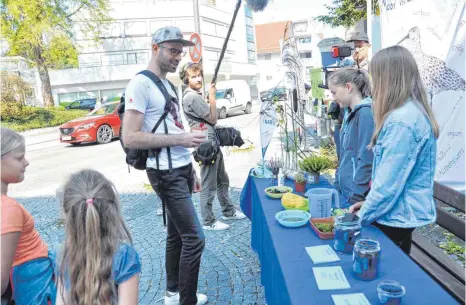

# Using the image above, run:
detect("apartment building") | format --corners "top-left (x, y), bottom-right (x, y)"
top-left (255, 19), bottom-right (345, 93)
top-left (49, 0), bottom-right (259, 105)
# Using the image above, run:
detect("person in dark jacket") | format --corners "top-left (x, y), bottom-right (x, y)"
top-left (329, 67), bottom-right (374, 208)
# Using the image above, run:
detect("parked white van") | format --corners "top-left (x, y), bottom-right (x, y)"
top-left (211, 80), bottom-right (252, 119)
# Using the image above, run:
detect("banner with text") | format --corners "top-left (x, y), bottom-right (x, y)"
top-left (379, 0), bottom-right (465, 193)
top-left (260, 101), bottom-right (278, 159)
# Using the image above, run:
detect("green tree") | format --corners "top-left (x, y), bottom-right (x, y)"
top-left (1, 0), bottom-right (110, 107)
top-left (315, 0), bottom-right (380, 28)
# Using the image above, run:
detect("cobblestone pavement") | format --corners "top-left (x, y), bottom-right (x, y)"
top-left (18, 187), bottom-right (266, 305)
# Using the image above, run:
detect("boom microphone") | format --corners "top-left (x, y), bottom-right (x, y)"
top-left (211, 0), bottom-right (270, 84)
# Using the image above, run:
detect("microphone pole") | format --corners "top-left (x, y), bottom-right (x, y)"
top-left (211, 0), bottom-right (242, 84)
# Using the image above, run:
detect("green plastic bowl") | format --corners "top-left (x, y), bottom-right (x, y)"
top-left (264, 186), bottom-right (293, 199)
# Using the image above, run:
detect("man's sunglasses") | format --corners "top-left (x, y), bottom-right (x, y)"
top-left (158, 45), bottom-right (186, 57)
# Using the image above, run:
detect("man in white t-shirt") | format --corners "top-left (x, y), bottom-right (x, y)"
top-left (122, 26), bottom-right (208, 305)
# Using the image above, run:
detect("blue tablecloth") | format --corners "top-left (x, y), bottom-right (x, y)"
top-left (240, 173), bottom-right (460, 305)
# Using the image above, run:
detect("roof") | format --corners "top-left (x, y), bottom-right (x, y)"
top-left (255, 21), bottom-right (291, 54)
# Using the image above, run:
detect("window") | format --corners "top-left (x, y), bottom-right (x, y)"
top-left (58, 92), bottom-right (79, 104)
top-left (174, 19), bottom-right (194, 32)
top-left (124, 21), bottom-right (147, 36)
top-left (99, 23), bottom-right (121, 38)
top-left (127, 52), bottom-right (148, 64)
top-left (150, 20), bottom-right (173, 35)
top-left (101, 53), bottom-right (124, 66)
top-left (266, 75), bottom-right (272, 81)
top-left (245, 5), bottom-right (252, 17)
top-left (248, 50), bottom-right (256, 63)
top-left (202, 20), bottom-right (217, 36)
top-left (89, 103), bottom-right (119, 116)
top-left (294, 22), bottom-right (308, 32)
top-left (264, 53), bottom-right (271, 60)
top-left (300, 52), bottom-right (312, 59)
top-left (245, 16), bottom-right (254, 27)
top-left (299, 37), bottom-right (312, 43)
top-left (101, 89), bottom-right (124, 102)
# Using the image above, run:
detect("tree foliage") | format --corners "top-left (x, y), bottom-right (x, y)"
top-left (315, 0), bottom-right (380, 28)
top-left (1, 0), bottom-right (110, 106)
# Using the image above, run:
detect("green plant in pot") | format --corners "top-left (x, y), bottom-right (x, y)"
top-left (299, 155), bottom-right (333, 184)
top-left (294, 172), bottom-right (306, 193)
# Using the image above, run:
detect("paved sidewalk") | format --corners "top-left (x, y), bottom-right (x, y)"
top-left (18, 186), bottom-right (266, 305)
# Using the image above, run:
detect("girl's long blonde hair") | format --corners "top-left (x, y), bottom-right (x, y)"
top-left (59, 169), bottom-right (132, 305)
top-left (369, 45), bottom-right (439, 146)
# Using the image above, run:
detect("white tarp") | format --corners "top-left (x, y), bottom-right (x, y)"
top-left (379, 0), bottom-right (465, 193)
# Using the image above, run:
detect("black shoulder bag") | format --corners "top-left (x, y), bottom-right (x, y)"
top-left (123, 70), bottom-right (174, 171)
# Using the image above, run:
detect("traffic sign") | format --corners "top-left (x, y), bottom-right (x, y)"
top-left (189, 33), bottom-right (202, 63)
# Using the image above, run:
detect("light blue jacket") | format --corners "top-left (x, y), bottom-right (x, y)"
top-left (359, 100), bottom-right (437, 228)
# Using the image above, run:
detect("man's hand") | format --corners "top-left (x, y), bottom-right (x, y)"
top-left (193, 174), bottom-right (201, 193)
top-left (180, 133), bottom-right (206, 148)
top-left (208, 84), bottom-right (217, 101)
top-left (349, 201), bottom-right (365, 214)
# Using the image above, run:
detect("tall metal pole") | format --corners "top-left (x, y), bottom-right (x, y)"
top-left (367, 0), bottom-right (373, 60)
top-left (193, 0), bottom-right (201, 33)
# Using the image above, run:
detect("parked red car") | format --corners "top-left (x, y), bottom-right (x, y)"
top-left (59, 102), bottom-right (122, 145)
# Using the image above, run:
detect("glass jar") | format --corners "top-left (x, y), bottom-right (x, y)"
top-left (333, 215), bottom-right (361, 254)
top-left (352, 238), bottom-right (381, 281)
top-left (377, 280), bottom-right (406, 305)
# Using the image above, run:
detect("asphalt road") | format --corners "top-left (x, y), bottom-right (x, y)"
top-left (9, 103), bottom-right (263, 198)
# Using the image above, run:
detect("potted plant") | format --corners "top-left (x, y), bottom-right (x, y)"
top-left (294, 172), bottom-right (306, 193)
top-left (299, 155), bottom-right (333, 184)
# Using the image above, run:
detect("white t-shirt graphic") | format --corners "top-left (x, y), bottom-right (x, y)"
top-left (125, 74), bottom-right (191, 170)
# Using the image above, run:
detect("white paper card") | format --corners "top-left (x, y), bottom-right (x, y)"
top-left (331, 293), bottom-right (371, 305)
top-left (306, 245), bottom-right (341, 264)
top-left (312, 266), bottom-right (351, 290)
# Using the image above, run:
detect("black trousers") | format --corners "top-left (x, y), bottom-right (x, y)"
top-left (147, 164), bottom-right (205, 305)
top-left (373, 222), bottom-right (415, 255)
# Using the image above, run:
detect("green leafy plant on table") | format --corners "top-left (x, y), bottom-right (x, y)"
top-left (299, 155), bottom-right (334, 184)
top-left (315, 222), bottom-right (334, 233)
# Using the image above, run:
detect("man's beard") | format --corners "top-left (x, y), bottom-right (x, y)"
top-left (158, 54), bottom-right (179, 73)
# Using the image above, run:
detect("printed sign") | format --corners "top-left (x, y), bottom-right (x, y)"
top-left (189, 33), bottom-right (202, 63)
top-left (259, 101), bottom-right (278, 159)
top-left (379, 0), bottom-right (465, 193)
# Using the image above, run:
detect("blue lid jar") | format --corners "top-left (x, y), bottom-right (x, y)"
top-left (352, 238), bottom-right (381, 281)
top-left (333, 215), bottom-right (361, 254)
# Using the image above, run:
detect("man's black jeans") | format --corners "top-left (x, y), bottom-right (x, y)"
top-left (147, 164), bottom-right (205, 305)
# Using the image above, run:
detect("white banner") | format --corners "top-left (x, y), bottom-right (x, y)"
top-left (379, 0), bottom-right (466, 193)
top-left (259, 101), bottom-right (278, 159)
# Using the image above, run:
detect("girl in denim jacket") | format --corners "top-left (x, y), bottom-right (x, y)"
top-left (56, 169), bottom-right (141, 305)
top-left (349, 46), bottom-right (439, 254)
top-left (329, 68), bottom-right (374, 208)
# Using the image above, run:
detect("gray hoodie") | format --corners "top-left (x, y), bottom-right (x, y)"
top-left (335, 97), bottom-right (374, 206)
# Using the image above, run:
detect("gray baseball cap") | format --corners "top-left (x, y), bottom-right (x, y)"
top-left (152, 26), bottom-right (195, 46)
top-left (347, 31), bottom-right (369, 43)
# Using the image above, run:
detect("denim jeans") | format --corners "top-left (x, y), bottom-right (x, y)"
top-left (147, 164), bottom-right (206, 305)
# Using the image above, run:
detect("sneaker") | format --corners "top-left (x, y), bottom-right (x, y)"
top-left (203, 220), bottom-right (230, 231)
top-left (156, 208), bottom-right (163, 216)
top-left (164, 291), bottom-right (208, 305)
top-left (222, 210), bottom-right (246, 220)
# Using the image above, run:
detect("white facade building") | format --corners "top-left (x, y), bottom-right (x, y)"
top-left (50, 0), bottom-right (259, 105)
top-left (255, 19), bottom-right (345, 93)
